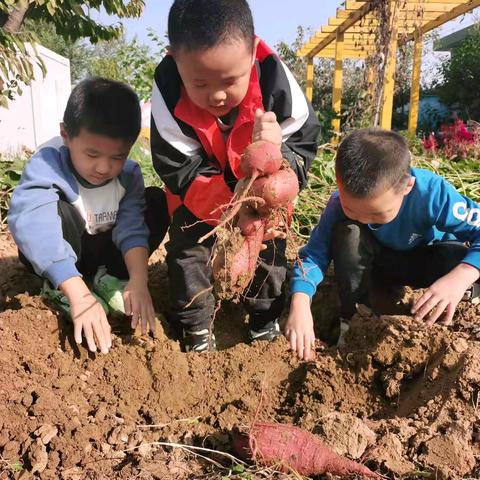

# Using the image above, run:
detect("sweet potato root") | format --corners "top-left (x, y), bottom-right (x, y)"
top-left (232, 422), bottom-right (380, 478)
top-left (212, 209), bottom-right (265, 300)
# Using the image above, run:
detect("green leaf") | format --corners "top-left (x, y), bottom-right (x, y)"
top-left (6, 170), bottom-right (22, 182)
top-left (232, 464), bottom-right (245, 474)
top-left (9, 460), bottom-right (23, 472)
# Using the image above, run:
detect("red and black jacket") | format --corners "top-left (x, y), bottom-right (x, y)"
top-left (150, 40), bottom-right (321, 225)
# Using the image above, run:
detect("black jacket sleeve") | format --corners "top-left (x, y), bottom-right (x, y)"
top-left (257, 55), bottom-right (321, 190)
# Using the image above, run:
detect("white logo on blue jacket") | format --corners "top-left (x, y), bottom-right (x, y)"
top-left (453, 202), bottom-right (480, 227)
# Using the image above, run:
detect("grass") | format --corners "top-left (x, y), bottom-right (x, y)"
top-left (292, 149), bottom-right (336, 238)
top-left (129, 136), bottom-right (163, 188)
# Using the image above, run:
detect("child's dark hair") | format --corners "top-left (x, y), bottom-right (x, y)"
top-left (336, 128), bottom-right (411, 197)
top-left (168, 0), bottom-right (255, 52)
top-left (63, 77), bottom-right (141, 143)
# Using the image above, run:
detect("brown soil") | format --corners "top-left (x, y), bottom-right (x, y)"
top-left (1, 231), bottom-right (480, 479)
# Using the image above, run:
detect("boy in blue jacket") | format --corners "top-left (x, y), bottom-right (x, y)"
top-left (287, 128), bottom-right (480, 360)
top-left (8, 78), bottom-right (169, 354)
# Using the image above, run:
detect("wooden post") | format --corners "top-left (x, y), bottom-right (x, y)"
top-left (408, 32), bottom-right (423, 135)
top-left (305, 56), bottom-right (314, 102)
top-left (367, 62), bottom-right (375, 98)
top-left (331, 31), bottom-right (344, 143)
top-left (379, 12), bottom-right (398, 130)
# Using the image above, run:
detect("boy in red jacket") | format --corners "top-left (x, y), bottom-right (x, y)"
top-left (151, 0), bottom-right (320, 352)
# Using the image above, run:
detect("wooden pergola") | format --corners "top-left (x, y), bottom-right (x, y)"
top-left (297, 0), bottom-right (480, 136)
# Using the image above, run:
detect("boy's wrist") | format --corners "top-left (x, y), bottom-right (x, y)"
top-left (59, 276), bottom-right (93, 303)
top-left (290, 292), bottom-right (311, 307)
top-left (127, 273), bottom-right (148, 286)
top-left (455, 262), bottom-right (480, 285)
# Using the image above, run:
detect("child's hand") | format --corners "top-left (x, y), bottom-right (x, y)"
top-left (285, 292), bottom-right (316, 361)
top-left (412, 263), bottom-right (479, 326)
top-left (123, 279), bottom-right (156, 335)
top-left (252, 109), bottom-right (282, 146)
top-left (71, 295), bottom-right (112, 354)
top-left (262, 218), bottom-right (286, 243)
top-left (60, 276), bottom-right (112, 354)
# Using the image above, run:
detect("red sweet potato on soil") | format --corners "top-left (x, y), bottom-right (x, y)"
top-left (232, 422), bottom-right (380, 478)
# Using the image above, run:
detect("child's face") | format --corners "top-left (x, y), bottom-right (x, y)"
top-left (60, 125), bottom-right (133, 185)
top-left (172, 38), bottom-right (259, 117)
top-left (338, 177), bottom-right (415, 225)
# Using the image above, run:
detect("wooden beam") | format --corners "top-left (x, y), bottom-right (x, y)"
top-left (299, 48), bottom-right (374, 58)
top-left (364, 0), bottom-right (473, 3)
top-left (316, 51), bottom-right (370, 59)
top-left (298, 0), bottom-right (480, 59)
top-left (408, 33), bottom-right (423, 134)
top-left (406, 0), bottom-right (480, 40)
top-left (346, 0), bottom-right (469, 11)
top-left (319, 25), bottom-right (411, 33)
top-left (379, 17), bottom-right (398, 129)
top-left (304, 1), bottom-right (374, 58)
top-left (336, 10), bottom-right (440, 19)
top-left (301, 41), bottom-right (376, 51)
top-left (331, 31), bottom-right (344, 142)
top-left (305, 56), bottom-right (314, 102)
top-left (367, 62), bottom-right (375, 100)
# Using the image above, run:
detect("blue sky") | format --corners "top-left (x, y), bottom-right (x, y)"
top-left (101, 0), bottom-right (477, 48)
top-left (94, 1), bottom-right (477, 84)
top-left (109, 0), bottom-right (340, 48)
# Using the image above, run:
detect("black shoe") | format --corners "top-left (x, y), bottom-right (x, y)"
top-left (183, 328), bottom-right (217, 352)
top-left (249, 320), bottom-right (281, 342)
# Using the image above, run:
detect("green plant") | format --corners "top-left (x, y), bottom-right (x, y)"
top-left (129, 137), bottom-right (163, 188)
top-left (0, 155), bottom-right (25, 229)
top-left (437, 23), bottom-right (480, 119)
top-left (292, 149), bottom-right (336, 238)
top-left (86, 29), bottom-right (166, 101)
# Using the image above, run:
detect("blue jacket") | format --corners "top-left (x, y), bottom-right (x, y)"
top-left (291, 168), bottom-right (480, 298)
top-left (8, 137), bottom-right (149, 288)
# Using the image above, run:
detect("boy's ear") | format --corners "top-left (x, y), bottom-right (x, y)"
top-left (59, 122), bottom-right (69, 144)
top-left (403, 176), bottom-right (416, 196)
top-left (167, 45), bottom-right (174, 57)
top-left (251, 37), bottom-right (260, 65)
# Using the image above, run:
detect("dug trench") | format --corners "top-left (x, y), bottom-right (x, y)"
top-left (0, 231), bottom-right (480, 479)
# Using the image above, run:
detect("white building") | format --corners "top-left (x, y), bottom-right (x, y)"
top-left (0, 44), bottom-right (71, 154)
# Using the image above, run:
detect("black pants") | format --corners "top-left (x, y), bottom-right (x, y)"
top-left (166, 205), bottom-right (287, 332)
top-left (331, 221), bottom-right (469, 318)
top-left (19, 186), bottom-right (170, 281)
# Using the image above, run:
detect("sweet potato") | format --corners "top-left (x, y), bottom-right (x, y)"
top-left (199, 140), bottom-right (282, 244)
top-left (209, 142), bottom-right (300, 300)
top-left (213, 208), bottom-right (265, 299)
top-left (241, 140), bottom-right (283, 178)
top-left (249, 167), bottom-right (299, 215)
top-left (232, 422), bottom-right (380, 478)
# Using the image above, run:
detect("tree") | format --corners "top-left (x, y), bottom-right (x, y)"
top-left (86, 30), bottom-right (166, 101)
top-left (437, 24), bottom-right (480, 119)
top-left (23, 18), bottom-right (90, 82)
top-left (275, 27), bottom-right (369, 141)
top-left (0, 0), bottom-right (144, 107)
